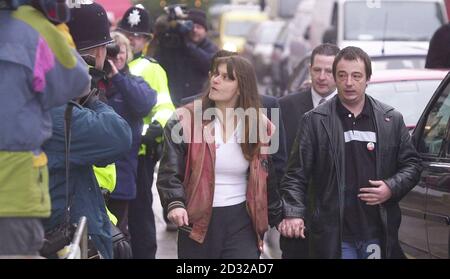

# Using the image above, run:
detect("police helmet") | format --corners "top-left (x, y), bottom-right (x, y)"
top-left (67, 2), bottom-right (113, 51)
top-left (117, 6), bottom-right (152, 37)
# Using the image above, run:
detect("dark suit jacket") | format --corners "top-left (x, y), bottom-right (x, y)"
top-left (180, 94), bottom-right (287, 189)
top-left (278, 88), bottom-right (314, 157)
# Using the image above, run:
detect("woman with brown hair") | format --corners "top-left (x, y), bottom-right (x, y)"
top-left (157, 54), bottom-right (282, 259)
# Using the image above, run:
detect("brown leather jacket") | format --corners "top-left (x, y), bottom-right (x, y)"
top-left (157, 103), bottom-right (283, 251)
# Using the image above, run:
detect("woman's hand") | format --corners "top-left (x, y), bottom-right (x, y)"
top-left (167, 207), bottom-right (189, 227)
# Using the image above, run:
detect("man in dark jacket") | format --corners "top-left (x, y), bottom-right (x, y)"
top-left (278, 46), bottom-right (422, 259)
top-left (42, 2), bottom-right (133, 259)
top-left (278, 43), bottom-right (339, 258)
top-left (279, 44), bottom-right (340, 160)
top-left (154, 8), bottom-right (218, 107)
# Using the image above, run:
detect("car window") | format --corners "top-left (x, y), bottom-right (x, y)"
top-left (258, 22), bottom-right (285, 44)
top-left (287, 56), bottom-right (311, 92)
top-left (225, 21), bottom-right (257, 37)
top-left (344, 2), bottom-right (443, 41)
top-left (368, 80), bottom-right (440, 127)
top-left (275, 23), bottom-right (289, 45)
top-left (419, 82), bottom-right (450, 155)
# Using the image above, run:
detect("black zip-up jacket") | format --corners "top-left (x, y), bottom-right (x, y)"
top-left (280, 95), bottom-right (422, 258)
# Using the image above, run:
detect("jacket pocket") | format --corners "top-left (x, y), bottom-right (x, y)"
top-left (0, 151), bottom-right (50, 217)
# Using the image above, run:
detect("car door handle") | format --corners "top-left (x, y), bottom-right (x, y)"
top-left (429, 163), bottom-right (450, 169)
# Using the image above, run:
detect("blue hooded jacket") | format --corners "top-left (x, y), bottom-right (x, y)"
top-left (43, 100), bottom-right (132, 258)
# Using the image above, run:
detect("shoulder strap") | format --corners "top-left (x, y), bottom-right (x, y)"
top-left (63, 102), bottom-right (74, 227)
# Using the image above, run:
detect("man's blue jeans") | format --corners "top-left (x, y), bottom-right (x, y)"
top-left (341, 239), bottom-right (381, 259)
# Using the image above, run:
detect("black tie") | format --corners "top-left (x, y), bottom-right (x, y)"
top-left (319, 98), bottom-right (326, 105)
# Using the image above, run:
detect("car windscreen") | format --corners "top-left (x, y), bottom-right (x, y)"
top-left (258, 22), bottom-right (285, 44)
top-left (225, 21), bottom-right (257, 37)
top-left (344, 2), bottom-right (444, 41)
top-left (367, 79), bottom-right (441, 126)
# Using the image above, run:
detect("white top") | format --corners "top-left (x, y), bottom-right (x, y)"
top-left (311, 87), bottom-right (337, 108)
top-left (212, 119), bottom-right (249, 207)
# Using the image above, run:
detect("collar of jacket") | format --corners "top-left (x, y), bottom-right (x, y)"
top-left (178, 102), bottom-right (276, 145)
top-left (312, 95), bottom-right (394, 116)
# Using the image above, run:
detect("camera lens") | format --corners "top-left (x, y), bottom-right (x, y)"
top-left (106, 43), bottom-right (120, 58)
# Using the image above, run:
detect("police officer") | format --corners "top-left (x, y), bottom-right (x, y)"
top-left (117, 5), bottom-right (175, 259)
top-left (41, 2), bottom-right (132, 259)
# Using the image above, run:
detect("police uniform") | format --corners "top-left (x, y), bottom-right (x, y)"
top-left (118, 6), bottom-right (175, 259)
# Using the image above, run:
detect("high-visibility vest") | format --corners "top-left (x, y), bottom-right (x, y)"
top-left (93, 164), bottom-right (118, 225)
top-left (128, 56), bottom-right (175, 155)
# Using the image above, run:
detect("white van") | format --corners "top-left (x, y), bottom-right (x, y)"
top-left (308, 0), bottom-right (448, 56)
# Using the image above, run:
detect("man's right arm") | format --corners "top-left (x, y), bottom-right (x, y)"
top-left (39, 49), bottom-right (90, 109)
top-left (68, 100), bottom-right (132, 166)
top-left (278, 113), bottom-right (315, 236)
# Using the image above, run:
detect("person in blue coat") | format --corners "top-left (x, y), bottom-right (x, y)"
top-left (105, 32), bottom-right (157, 240)
top-left (42, 2), bottom-right (132, 259)
top-left (43, 98), bottom-right (132, 259)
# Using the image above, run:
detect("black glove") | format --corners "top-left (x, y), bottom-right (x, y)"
top-left (142, 121), bottom-right (163, 145)
top-left (142, 121), bottom-right (164, 162)
top-left (100, 188), bottom-right (111, 203)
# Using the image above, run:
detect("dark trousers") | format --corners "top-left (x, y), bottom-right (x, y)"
top-left (128, 155), bottom-right (157, 259)
top-left (108, 199), bottom-right (130, 240)
top-left (279, 235), bottom-right (309, 259)
top-left (177, 202), bottom-right (260, 259)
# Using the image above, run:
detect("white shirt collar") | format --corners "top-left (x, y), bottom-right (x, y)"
top-left (311, 87), bottom-right (337, 108)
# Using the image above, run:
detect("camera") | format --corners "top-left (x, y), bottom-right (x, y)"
top-left (106, 42), bottom-right (120, 59)
top-left (164, 4), bottom-right (189, 21)
top-left (156, 4), bottom-right (193, 48)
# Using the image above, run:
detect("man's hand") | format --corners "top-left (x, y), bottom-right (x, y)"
top-left (277, 218), bottom-right (306, 239)
top-left (106, 59), bottom-right (119, 79)
top-left (358, 180), bottom-right (392, 205)
top-left (142, 121), bottom-right (163, 145)
top-left (167, 208), bottom-right (189, 227)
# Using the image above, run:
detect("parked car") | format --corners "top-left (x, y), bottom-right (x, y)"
top-left (242, 20), bottom-right (285, 82)
top-left (399, 70), bottom-right (450, 259)
top-left (219, 8), bottom-right (268, 53)
top-left (270, 0), bottom-right (315, 96)
top-left (367, 69), bottom-right (448, 129)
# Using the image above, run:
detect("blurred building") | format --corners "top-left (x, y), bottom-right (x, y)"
top-left (96, 0), bottom-right (132, 29)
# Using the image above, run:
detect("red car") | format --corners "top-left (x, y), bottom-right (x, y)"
top-left (367, 69), bottom-right (448, 129)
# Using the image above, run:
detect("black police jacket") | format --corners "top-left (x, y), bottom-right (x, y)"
top-left (280, 95), bottom-right (422, 258)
